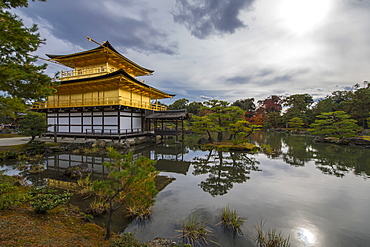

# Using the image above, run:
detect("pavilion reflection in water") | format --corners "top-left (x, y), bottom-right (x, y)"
top-left (151, 142), bottom-right (191, 175)
top-left (44, 142), bottom-right (191, 190)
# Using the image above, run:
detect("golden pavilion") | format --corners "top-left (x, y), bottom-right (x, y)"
top-left (33, 40), bottom-right (176, 139)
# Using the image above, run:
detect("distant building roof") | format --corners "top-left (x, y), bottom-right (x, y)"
top-left (146, 110), bottom-right (190, 120)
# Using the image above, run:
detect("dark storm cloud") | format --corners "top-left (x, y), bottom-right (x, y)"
top-left (226, 75), bottom-right (252, 84)
top-left (256, 69), bottom-right (274, 77)
top-left (172, 0), bottom-right (256, 39)
top-left (22, 0), bottom-right (178, 55)
top-left (258, 68), bottom-right (310, 86)
top-left (226, 68), bottom-right (309, 86)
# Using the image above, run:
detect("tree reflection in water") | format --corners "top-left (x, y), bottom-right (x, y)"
top-left (251, 132), bottom-right (370, 179)
top-left (192, 150), bottom-right (260, 196)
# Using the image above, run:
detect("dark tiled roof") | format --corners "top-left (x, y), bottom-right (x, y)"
top-left (146, 110), bottom-right (190, 120)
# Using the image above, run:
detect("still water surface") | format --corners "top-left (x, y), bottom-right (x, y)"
top-left (126, 132), bottom-right (370, 247)
top-left (1, 132), bottom-right (370, 246)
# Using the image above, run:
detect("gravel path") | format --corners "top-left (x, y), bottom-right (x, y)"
top-left (0, 137), bottom-right (32, 146)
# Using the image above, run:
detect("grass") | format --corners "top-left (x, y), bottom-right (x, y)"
top-left (219, 206), bottom-right (245, 236)
top-left (82, 146), bottom-right (100, 154)
top-left (127, 204), bottom-right (153, 219)
top-left (0, 204), bottom-right (112, 246)
top-left (77, 173), bottom-right (94, 198)
top-left (254, 220), bottom-right (291, 247)
top-left (0, 144), bottom-right (27, 153)
top-left (0, 173), bottom-right (113, 246)
top-left (0, 134), bottom-right (28, 139)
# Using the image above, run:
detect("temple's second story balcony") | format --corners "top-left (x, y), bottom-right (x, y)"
top-left (60, 66), bottom-right (115, 81)
top-left (60, 66), bottom-right (147, 83)
top-left (31, 96), bottom-right (168, 111)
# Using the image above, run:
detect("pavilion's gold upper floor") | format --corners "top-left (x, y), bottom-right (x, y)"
top-left (59, 64), bottom-right (146, 83)
top-left (47, 41), bottom-right (154, 81)
top-left (34, 41), bottom-right (174, 111)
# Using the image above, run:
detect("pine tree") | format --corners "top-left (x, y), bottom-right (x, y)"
top-left (0, 0), bottom-right (56, 101)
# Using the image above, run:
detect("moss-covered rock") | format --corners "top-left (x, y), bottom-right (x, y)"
top-left (201, 141), bottom-right (258, 152)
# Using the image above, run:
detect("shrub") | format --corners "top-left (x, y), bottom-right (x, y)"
top-left (110, 232), bottom-right (144, 247)
top-left (79, 212), bottom-right (94, 222)
top-left (29, 187), bottom-right (72, 214)
top-left (26, 140), bottom-right (47, 154)
top-left (0, 182), bottom-right (30, 210)
top-left (0, 151), bottom-right (19, 160)
top-left (0, 173), bottom-right (31, 210)
top-left (28, 164), bottom-right (45, 174)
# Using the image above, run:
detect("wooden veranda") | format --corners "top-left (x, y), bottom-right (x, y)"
top-left (146, 110), bottom-right (190, 142)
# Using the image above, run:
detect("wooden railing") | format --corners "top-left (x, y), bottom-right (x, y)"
top-left (31, 96), bottom-right (167, 111)
top-left (60, 66), bottom-right (115, 80)
top-left (60, 66), bottom-right (146, 83)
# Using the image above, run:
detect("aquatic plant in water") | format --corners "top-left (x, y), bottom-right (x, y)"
top-left (87, 197), bottom-right (109, 216)
top-left (77, 173), bottom-right (94, 198)
top-left (254, 220), bottom-right (290, 247)
top-left (219, 206), bottom-right (245, 235)
top-left (178, 213), bottom-right (212, 246)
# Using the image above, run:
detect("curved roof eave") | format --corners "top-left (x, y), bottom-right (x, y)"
top-left (58, 69), bottom-right (174, 98)
top-left (46, 41), bottom-right (154, 74)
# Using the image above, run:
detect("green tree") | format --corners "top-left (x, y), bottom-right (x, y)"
top-left (288, 117), bottom-right (304, 131)
top-left (1, 0), bottom-right (56, 101)
top-left (309, 111), bottom-right (361, 138)
top-left (229, 120), bottom-right (261, 139)
top-left (313, 90), bottom-right (350, 116)
top-left (346, 83), bottom-right (370, 128)
top-left (168, 98), bottom-right (189, 110)
top-left (18, 111), bottom-right (49, 140)
top-left (92, 148), bottom-right (158, 240)
top-left (191, 115), bottom-right (215, 141)
top-left (187, 101), bottom-right (203, 115)
top-left (202, 100), bottom-right (245, 141)
top-left (231, 98), bottom-right (255, 118)
top-left (0, 97), bottom-right (27, 123)
top-left (283, 94), bottom-right (313, 126)
top-left (264, 112), bottom-right (284, 129)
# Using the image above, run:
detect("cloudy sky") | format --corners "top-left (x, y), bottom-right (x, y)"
top-left (14, 0), bottom-right (370, 104)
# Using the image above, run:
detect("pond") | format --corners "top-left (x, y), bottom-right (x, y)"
top-left (1, 132), bottom-right (370, 246)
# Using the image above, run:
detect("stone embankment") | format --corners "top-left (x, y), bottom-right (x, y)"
top-left (313, 136), bottom-right (370, 147)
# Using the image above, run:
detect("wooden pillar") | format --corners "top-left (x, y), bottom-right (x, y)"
top-left (181, 119), bottom-right (184, 141)
top-left (175, 119), bottom-right (179, 142)
top-left (54, 125), bottom-right (57, 143)
top-left (118, 107), bottom-right (121, 142)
